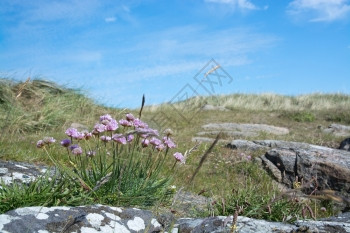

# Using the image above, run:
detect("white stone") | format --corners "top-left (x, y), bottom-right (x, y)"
top-left (38, 230), bottom-right (50, 233)
top-left (127, 216), bottom-right (145, 231)
top-left (0, 215), bottom-right (19, 232)
top-left (151, 218), bottom-right (161, 228)
top-left (109, 221), bottom-right (131, 233)
top-left (109, 207), bottom-right (122, 213)
top-left (105, 212), bottom-right (121, 221)
top-left (15, 164), bottom-right (28, 169)
top-left (15, 206), bottom-right (70, 216)
top-left (36, 213), bottom-right (49, 220)
top-left (86, 213), bottom-right (104, 229)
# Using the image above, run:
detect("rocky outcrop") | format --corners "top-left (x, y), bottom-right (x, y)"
top-left (0, 160), bottom-right (52, 186)
top-left (323, 123), bottom-right (350, 137)
top-left (259, 142), bottom-right (350, 194)
top-left (1, 205), bottom-right (350, 233)
top-left (200, 104), bottom-right (229, 111)
top-left (201, 123), bottom-right (289, 137)
top-left (193, 123), bottom-right (289, 143)
top-left (339, 137), bottom-right (350, 151)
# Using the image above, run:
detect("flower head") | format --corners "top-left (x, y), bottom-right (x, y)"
top-left (163, 128), bottom-right (173, 137)
top-left (100, 114), bottom-right (113, 123)
top-left (126, 134), bottom-right (134, 142)
top-left (72, 146), bottom-right (83, 155)
top-left (112, 134), bottom-right (127, 144)
top-left (173, 152), bottom-right (185, 164)
top-left (106, 119), bottom-right (118, 131)
top-left (60, 139), bottom-right (71, 147)
top-left (133, 118), bottom-right (148, 128)
top-left (36, 140), bottom-right (45, 148)
top-left (126, 113), bottom-right (135, 121)
top-left (69, 144), bottom-right (80, 151)
top-left (93, 123), bottom-right (106, 134)
top-left (141, 139), bottom-right (149, 147)
top-left (43, 137), bottom-right (56, 144)
top-left (86, 150), bottom-right (96, 158)
top-left (163, 137), bottom-right (176, 148)
top-left (101, 135), bottom-right (111, 142)
top-left (150, 137), bottom-right (161, 146)
top-left (83, 131), bottom-right (93, 140)
top-left (155, 143), bottom-right (165, 151)
top-left (73, 132), bottom-right (85, 140)
top-left (65, 128), bottom-right (79, 138)
top-left (119, 119), bottom-right (132, 127)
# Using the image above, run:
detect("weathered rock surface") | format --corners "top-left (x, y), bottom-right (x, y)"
top-left (260, 143), bottom-right (350, 194)
top-left (0, 205), bottom-right (163, 233)
top-left (0, 160), bottom-right (52, 186)
top-left (226, 139), bottom-right (310, 151)
top-left (199, 123), bottom-right (289, 138)
top-left (1, 205), bottom-right (350, 233)
top-left (191, 136), bottom-right (229, 144)
top-left (339, 137), bottom-right (350, 151)
top-left (323, 123), bottom-right (350, 137)
top-left (200, 104), bottom-right (229, 111)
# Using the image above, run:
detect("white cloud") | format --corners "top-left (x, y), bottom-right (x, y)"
top-left (287, 0), bottom-right (350, 22)
top-left (105, 17), bottom-right (116, 22)
top-left (205, 0), bottom-right (258, 10)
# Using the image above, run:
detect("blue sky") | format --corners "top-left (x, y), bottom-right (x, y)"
top-left (1, 0), bottom-right (349, 108)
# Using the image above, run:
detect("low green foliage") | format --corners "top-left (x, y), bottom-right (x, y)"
top-left (0, 172), bottom-right (92, 213)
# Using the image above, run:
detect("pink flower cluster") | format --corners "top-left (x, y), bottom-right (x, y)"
top-left (37, 113), bottom-right (184, 164)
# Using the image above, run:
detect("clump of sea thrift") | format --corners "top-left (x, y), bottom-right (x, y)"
top-left (36, 112), bottom-right (183, 207)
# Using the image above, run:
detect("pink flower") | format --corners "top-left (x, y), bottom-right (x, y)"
top-left (72, 147), bottom-right (83, 155)
top-left (126, 134), bottom-right (134, 142)
top-left (36, 140), bottom-right (45, 148)
top-left (150, 137), bottom-right (161, 146)
top-left (65, 128), bottom-right (78, 138)
top-left (84, 132), bottom-right (93, 140)
top-left (126, 113), bottom-right (135, 121)
top-left (119, 119), bottom-right (132, 127)
top-left (43, 137), bottom-right (56, 144)
top-left (100, 114), bottom-right (113, 123)
top-left (112, 134), bottom-right (127, 144)
top-left (73, 132), bottom-right (85, 140)
top-left (155, 144), bottom-right (165, 151)
top-left (69, 144), bottom-right (82, 155)
top-left (163, 137), bottom-right (176, 148)
top-left (94, 123), bottom-right (106, 133)
top-left (101, 135), bottom-right (111, 142)
top-left (60, 139), bottom-right (71, 147)
top-left (133, 118), bottom-right (148, 128)
top-left (106, 119), bottom-right (118, 131)
top-left (141, 139), bottom-right (149, 147)
top-left (173, 152), bottom-right (185, 164)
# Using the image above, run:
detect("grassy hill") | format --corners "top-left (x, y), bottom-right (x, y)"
top-left (1, 77), bottom-right (350, 220)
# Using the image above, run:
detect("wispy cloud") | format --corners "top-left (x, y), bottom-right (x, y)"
top-left (105, 17), bottom-right (116, 23)
top-left (205, 0), bottom-right (258, 10)
top-left (287, 0), bottom-right (350, 22)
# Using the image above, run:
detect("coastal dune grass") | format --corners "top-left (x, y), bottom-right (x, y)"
top-left (1, 77), bottom-right (349, 222)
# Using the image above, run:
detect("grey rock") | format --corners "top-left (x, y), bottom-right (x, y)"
top-left (339, 137), bottom-right (350, 151)
top-left (261, 145), bottom-right (350, 194)
top-left (201, 104), bottom-right (229, 111)
top-left (0, 205), bottom-right (163, 233)
top-left (171, 189), bottom-right (213, 217)
top-left (1, 205), bottom-right (350, 233)
top-left (226, 139), bottom-right (268, 151)
top-left (0, 168), bottom-right (8, 176)
top-left (202, 123), bottom-right (289, 136)
top-left (0, 160), bottom-right (53, 185)
top-left (191, 137), bottom-right (229, 144)
top-left (323, 123), bottom-right (350, 137)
